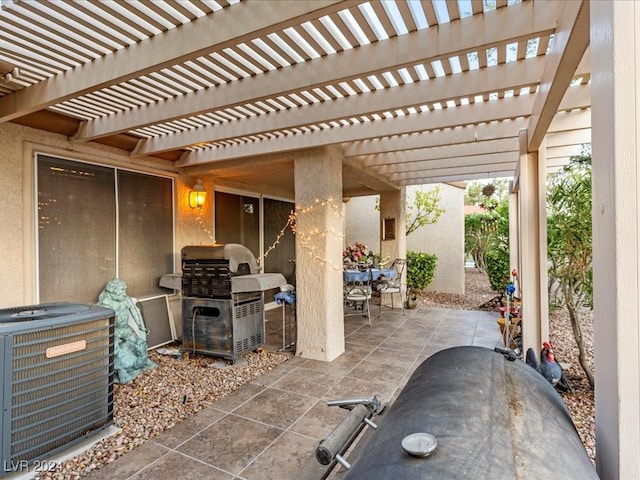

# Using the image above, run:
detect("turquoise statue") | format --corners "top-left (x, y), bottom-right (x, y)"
top-left (97, 278), bottom-right (157, 384)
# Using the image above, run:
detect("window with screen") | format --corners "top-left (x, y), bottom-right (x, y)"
top-left (214, 191), bottom-right (296, 295)
top-left (37, 155), bottom-right (173, 304)
top-left (214, 191), bottom-right (260, 258)
top-left (264, 198), bottom-right (295, 284)
top-left (118, 170), bottom-right (173, 296)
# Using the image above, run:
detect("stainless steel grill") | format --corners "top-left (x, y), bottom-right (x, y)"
top-left (180, 244), bottom-right (286, 363)
top-left (182, 294), bottom-right (263, 362)
top-left (0, 303), bottom-right (114, 475)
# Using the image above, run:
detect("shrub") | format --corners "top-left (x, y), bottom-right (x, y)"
top-left (485, 248), bottom-right (510, 294)
top-left (406, 251), bottom-right (437, 291)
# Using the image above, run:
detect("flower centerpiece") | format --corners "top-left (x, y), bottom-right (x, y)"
top-left (343, 242), bottom-right (373, 264)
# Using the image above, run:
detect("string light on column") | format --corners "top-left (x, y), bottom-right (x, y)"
top-left (194, 197), bottom-right (344, 270)
top-left (295, 197), bottom-right (344, 218)
top-left (294, 198), bottom-right (346, 271)
top-left (262, 210), bottom-right (296, 262)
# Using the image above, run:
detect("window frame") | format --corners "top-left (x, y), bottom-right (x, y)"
top-left (34, 152), bottom-right (175, 303)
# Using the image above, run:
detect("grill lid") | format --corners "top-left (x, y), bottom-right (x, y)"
top-left (181, 244), bottom-right (260, 274)
top-left (181, 244), bottom-right (225, 261)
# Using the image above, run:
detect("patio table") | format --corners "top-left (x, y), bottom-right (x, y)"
top-left (343, 268), bottom-right (394, 282)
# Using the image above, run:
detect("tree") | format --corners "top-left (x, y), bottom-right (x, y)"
top-left (547, 153), bottom-right (594, 388)
top-left (376, 187), bottom-right (445, 236)
top-left (482, 200), bottom-right (510, 294)
top-left (405, 187), bottom-right (445, 236)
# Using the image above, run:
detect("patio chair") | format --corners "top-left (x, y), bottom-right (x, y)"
top-left (377, 258), bottom-right (406, 317)
top-left (344, 265), bottom-right (373, 326)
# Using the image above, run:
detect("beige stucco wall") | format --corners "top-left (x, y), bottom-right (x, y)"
top-left (344, 183), bottom-right (465, 294)
top-left (406, 184), bottom-right (465, 294)
top-left (0, 123), bottom-right (28, 307)
top-left (343, 196), bottom-right (379, 252)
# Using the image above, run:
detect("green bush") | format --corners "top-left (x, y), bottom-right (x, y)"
top-left (406, 251), bottom-right (437, 291)
top-left (485, 248), bottom-right (510, 294)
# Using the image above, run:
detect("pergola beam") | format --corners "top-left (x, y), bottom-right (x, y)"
top-left (387, 154), bottom-right (517, 180)
top-left (526, 0), bottom-right (590, 151)
top-left (348, 108), bottom-right (590, 160)
top-left (395, 168), bottom-right (518, 185)
top-left (362, 138), bottom-right (518, 169)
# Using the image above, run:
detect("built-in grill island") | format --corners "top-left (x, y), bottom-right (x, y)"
top-left (181, 244), bottom-right (286, 363)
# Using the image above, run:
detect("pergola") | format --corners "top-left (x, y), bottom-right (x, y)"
top-left (0, 0), bottom-right (589, 189)
top-left (1, 1), bottom-right (637, 478)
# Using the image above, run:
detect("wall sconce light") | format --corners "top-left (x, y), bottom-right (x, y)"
top-left (189, 179), bottom-right (207, 209)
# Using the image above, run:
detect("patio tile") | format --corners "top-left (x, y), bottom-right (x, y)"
top-left (368, 346), bottom-right (421, 369)
top-left (273, 366), bottom-right (343, 398)
top-left (81, 306), bottom-right (503, 480)
top-left (420, 342), bottom-right (458, 359)
top-left (362, 323), bottom-right (397, 336)
top-left (176, 415), bottom-right (282, 475)
top-left (211, 383), bottom-right (266, 412)
top-left (344, 330), bottom-right (389, 347)
top-left (153, 407), bottom-right (226, 449)
top-left (373, 314), bottom-right (410, 328)
top-left (130, 451), bottom-right (234, 480)
top-left (249, 360), bottom-right (301, 387)
top-left (298, 356), bottom-right (357, 377)
top-left (232, 387), bottom-right (317, 429)
top-left (239, 431), bottom-right (318, 480)
top-left (344, 340), bottom-right (378, 356)
top-left (379, 333), bottom-right (427, 351)
top-left (323, 376), bottom-right (399, 405)
top-left (429, 332), bottom-right (474, 346)
top-left (289, 399), bottom-right (351, 440)
top-left (347, 358), bottom-right (410, 387)
top-left (85, 440), bottom-right (170, 480)
top-left (344, 321), bottom-right (365, 335)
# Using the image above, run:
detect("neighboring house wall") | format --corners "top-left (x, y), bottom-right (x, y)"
top-left (406, 184), bottom-right (465, 294)
top-left (344, 183), bottom-right (465, 294)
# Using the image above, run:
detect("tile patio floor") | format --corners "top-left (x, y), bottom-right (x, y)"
top-left (85, 304), bottom-right (502, 480)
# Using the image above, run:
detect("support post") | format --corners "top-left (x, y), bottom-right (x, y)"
top-left (591, 2), bottom-right (640, 477)
top-left (517, 130), bottom-right (548, 354)
top-left (294, 146), bottom-right (345, 362)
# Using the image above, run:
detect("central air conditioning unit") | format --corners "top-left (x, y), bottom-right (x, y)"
top-left (0, 302), bottom-right (115, 476)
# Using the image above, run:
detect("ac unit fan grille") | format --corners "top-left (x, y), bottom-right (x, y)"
top-left (8, 318), bottom-right (114, 464)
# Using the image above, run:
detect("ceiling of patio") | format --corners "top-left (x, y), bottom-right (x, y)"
top-left (0, 0), bottom-right (590, 197)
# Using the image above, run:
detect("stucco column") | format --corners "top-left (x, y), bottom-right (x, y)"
top-left (294, 146), bottom-right (345, 361)
top-left (591, 2), bottom-right (640, 478)
top-left (517, 130), bottom-right (548, 354)
top-left (379, 188), bottom-right (407, 286)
